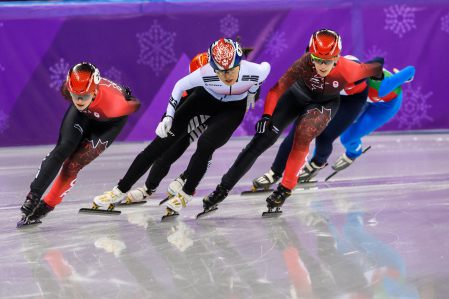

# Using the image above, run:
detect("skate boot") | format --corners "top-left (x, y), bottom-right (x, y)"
top-left (332, 153), bottom-right (354, 171)
top-left (298, 161), bottom-right (326, 183)
top-left (17, 200), bottom-right (54, 228)
top-left (93, 186), bottom-right (124, 210)
top-left (20, 191), bottom-right (41, 216)
top-left (262, 185), bottom-right (292, 217)
top-left (159, 176), bottom-right (186, 206)
top-left (162, 190), bottom-right (192, 221)
top-left (197, 184), bottom-right (229, 218)
top-left (123, 186), bottom-right (154, 205)
top-left (252, 169), bottom-right (281, 191)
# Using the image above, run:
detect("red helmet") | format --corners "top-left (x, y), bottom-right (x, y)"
top-left (208, 38), bottom-right (243, 71)
top-left (308, 29), bottom-right (342, 59)
top-left (66, 62), bottom-right (100, 95)
top-left (189, 52), bottom-right (209, 73)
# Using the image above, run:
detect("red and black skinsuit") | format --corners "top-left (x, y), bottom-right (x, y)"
top-left (27, 78), bottom-right (140, 211)
top-left (220, 52), bottom-right (383, 192)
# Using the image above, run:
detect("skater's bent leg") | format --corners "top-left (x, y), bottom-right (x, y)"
top-left (282, 105), bottom-right (334, 190)
top-left (30, 106), bottom-right (88, 197)
top-left (183, 101), bottom-right (246, 194)
top-left (313, 92), bottom-right (367, 165)
top-left (271, 123), bottom-right (296, 176)
top-left (45, 117), bottom-right (127, 207)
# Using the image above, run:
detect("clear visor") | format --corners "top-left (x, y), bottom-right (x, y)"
top-left (70, 92), bottom-right (93, 101)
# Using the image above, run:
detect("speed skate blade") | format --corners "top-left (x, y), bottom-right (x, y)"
top-left (262, 209), bottom-right (282, 218)
top-left (159, 196), bottom-right (172, 206)
top-left (117, 200), bottom-right (147, 206)
top-left (78, 208), bottom-right (121, 215)
top-left (325, 171), bottom-right (338, 182)
top-left (161, 213), bottom-right (179, 222)
top-left (241, 188), bottom-right (274, 195)
top-left (17, 219), bottom-right (42, 228)
top-left (196, 207), bottom-right (218, 219)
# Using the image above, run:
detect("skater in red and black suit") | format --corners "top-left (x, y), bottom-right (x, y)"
top-left (203, 29), bottom-right (384, 215)
top-left (18, 62), bottom-right (140, 226)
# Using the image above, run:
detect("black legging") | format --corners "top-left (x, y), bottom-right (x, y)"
top-left (271, 86), bottom-right (368, 175)
top-left (221, 85), bottom-right (340, 190)
top-left (117, 87), bottom-right (247, 195)
top-left (30, 105), bottom-right (127, 197)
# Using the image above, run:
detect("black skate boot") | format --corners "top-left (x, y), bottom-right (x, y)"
top-left (298, 161), bottom-right (326, 183)
top-left (197, 184), bottom-right (229, 219)
top-left (20, 191), bottom-right (41, 216)
top-left (262, 185), bottom-right (292, 218)
top-left (17, 200), bottom-right (54, 228)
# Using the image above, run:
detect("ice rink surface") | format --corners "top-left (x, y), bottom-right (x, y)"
top-left (1, 133), bottom-right (449, 298)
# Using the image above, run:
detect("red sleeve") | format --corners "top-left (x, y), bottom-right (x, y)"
top-left (263, 57), bottom-right (303, 116)
top-left (340, 57), bottom-right (383, 84)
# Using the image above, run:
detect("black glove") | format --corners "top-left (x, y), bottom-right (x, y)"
top-left (255, 114), bottom-right (272, 134)
top-left (124, 86), bottom-right (133, 100)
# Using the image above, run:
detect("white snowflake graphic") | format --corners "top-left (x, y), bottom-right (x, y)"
top-left (103, 66), bottom-right (122, 84)
top-left (384, 5), bottom-right (419, 38)
top-left (364, 45), bottom-right (387, 61)
top-left (441, 13), bottom-right (449, 34)
top-left (136, 21), bottom-right (177, 76)
top-left (220, 14), bottom-right (239, 37)
top-left (264, 31), bottom-right (288, 58)
top-left (49, 58), bottom-right (70, 91)
top-left (0, 109), bottom-right (9, 133)
top-left (393, 85), bottom-right (433, 129)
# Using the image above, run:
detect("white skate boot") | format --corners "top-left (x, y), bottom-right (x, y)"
top-left (159, 176), bottom-right (186, 206)
top-left (93, 186), bottom-right (125, 209)
top-left (167, 176), bottom-right (186, 197)
top-left (162, 190), bottom-right (192, 220)
top-left (124, 187), bottom-right (152, 204)
top-left (332, 153), bottom-right (354, 171)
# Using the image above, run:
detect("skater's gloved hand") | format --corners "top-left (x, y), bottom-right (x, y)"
top-left (156, 116), bottom-right (173, 138)
top-left (255, 114), bottom-right (272, 133)
top-left (246, 92), bottom-right (256, 111)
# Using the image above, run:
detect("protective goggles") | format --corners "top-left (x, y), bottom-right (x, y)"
top-left (311, 54), bottom-right (336, 66)
top-left (214, 66), bottom-right (239, 75)
top-left (70, 92), bottom-right (94, 101)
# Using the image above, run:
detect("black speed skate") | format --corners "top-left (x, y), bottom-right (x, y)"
top-left (241, 170), bottom-right (281, 195)
top-left (197, 184), bottom-right (229, 219)
top-left (20, 192), bottom-right (40, 216)
top-left (262, 185), bottom-right (291, 218)
top-left (17, 200), bottom-right (54, 228)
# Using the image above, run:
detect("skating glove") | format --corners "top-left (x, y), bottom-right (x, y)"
top-left (246, 92), bottom-right (256, 111)
top-left (256, 114), bottom-right (272, 134)
top-left (156, 116), bottom-right (173, 138)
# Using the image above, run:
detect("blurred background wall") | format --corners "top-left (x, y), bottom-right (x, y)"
top-left (0, 0), bottom-right (446, 146)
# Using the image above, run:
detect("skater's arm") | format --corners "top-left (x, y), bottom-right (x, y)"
top-left (378, 66), bottom-right (415, 97)
top-left (166, 70), bottom-right (203, 118)
top-left (263, 58), bottom-right (302, 116)
top-left (342, 57), bottom-right (384, 84)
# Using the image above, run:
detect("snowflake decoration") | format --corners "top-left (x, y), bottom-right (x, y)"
top-left (364, 45), bottom-right (387, 61)
top-left (393, 85), bottom-right (433, 129)
top-left (384, 5), bottom-right (419, 38)
top-left (103, 66), bottom-right (122, 84)
top-left (0, 109), bottom-right (10, 133)
top-left (220, 14), bottom-right (239, 37)
top-left (264, 31), bottom-right (288, 58)
top-left (136, 20), bottom-right (177, 76)
top-left (441, 13), bottom-right (449, 34)
top-left (49, 58), bottom-right (70, 91)
top-left (0, 64), bottom-right (4, 72)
